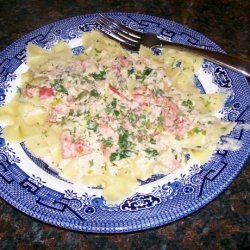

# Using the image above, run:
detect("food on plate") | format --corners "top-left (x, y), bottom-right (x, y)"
top-left (0, 31), bottom-right (236, 203)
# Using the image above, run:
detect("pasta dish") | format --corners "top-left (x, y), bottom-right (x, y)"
top-left (0, 31), bottom-right (235, 203)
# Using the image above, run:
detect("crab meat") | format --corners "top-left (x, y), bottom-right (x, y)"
top-left (61, 131), bottom-right (91, 158)
top-left (119, 56), bottom-right (130, 67)
top-left (39, 87), bottom-right (55, 99)
top-left (48, 101), bottom-right (70, 123)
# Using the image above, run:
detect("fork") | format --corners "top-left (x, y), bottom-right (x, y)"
top-left (95, 14), bottom-right (250, 77)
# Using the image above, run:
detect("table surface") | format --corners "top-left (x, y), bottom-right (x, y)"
top-left (0, 1), bottom-right (249, 249)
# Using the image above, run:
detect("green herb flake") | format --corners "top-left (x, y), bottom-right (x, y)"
top-left (145, 147), bottom-right (159, 157)
top-left (90, 70), bottom-right (106, 80)
top-left (202, 130), bottom-right (207, 135)
top-left (143, 67), bottom-right (153, 76)
top-left (50, 78), bottom-right (68, 95)
top-left (127, 67), bottom-right (135, 76)
top-left (76, 90), bottom-right (89, 100)
top-left (118, 127), bottom-right (131, 150)
top-left (110, 150), bottom-right (132, 161)
top-left (127, 112), bottom-right (136, 123)
top-left (60, 116), bottom-right (68, 126)
top-left (193, 127), bottom-right (202, 134)
top-left (87, 120), bottom-right (98, 132)
top-left (135, 67), bottom-right (153, 82)
top-left (81, 76), bottom-right (93, 84)
top-left (113, 110), bottom-right (120, 117)
top-left (90, 89), bottom-right (100, 97)
top-left (85, 114), bottom-right (91, 122)
top-left (182, 99), bottom-right (193, 110)
top-left (101, 137), bottom-right (113, 148)
top-left (89, 159), bottom-right (94, 167)
top-left (150, 138), bottom-right (156, 144)
top-left (105, 98), bottom-right (117, 114)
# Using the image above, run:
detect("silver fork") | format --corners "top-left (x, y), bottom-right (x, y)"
top-left (96, 15), bottom-right (250, 77)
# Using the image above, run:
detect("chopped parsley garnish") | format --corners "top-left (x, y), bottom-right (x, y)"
top-left (90, 70), bottom-right (106, 80)
top-left (110, 150), bottom-right (132, 161)
top-left (81, 76), bottom-right (93, 84)
top-left (101, 137), bottom-right (113, 148)
top-left (105, 98), bottom-right (117, 114)
top-left (113, 110), bottom-right (120, 117)
top-left (111, 98), bottom-right (117, 107)
top-left (127, 112), bottom-right (136, 123)
top-left (144, 147), bottom-right (159, 157)
top-left (89, 159), bottom-right (94, 167)
top-left (60, 116), bottom-right (69, 126)
top-left (50, 78), bottom-right (68, 95)
top-left (87, 120), bottom-right (98, 132)
top-left (188, 127), bottom-right (205, 136)
top-left (90, 89), bottom-right (100, 97)
top-left (143, 67), bottom-right (153, 76)
top-left (193, 127), bottom-right (202, 134)
top-left (150, 138), bottom-right (156, 144)
top-left (136, 67), bottom-right (153, 82)
top-left (85, 114), bottom-right (91, 122)
top-left (76, 90), bottom-right (89, 100)
top-left (118, 127), bottom-right (132, 150)
top-left (182, 99), bottom-right (193, 111)
top-left (127, 67), bottom-right (135, 76)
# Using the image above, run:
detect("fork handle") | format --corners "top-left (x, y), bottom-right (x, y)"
top-left (152, 43), bottom-right (250, 77)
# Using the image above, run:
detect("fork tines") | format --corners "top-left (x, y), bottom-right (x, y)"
top-left (99, 14), bottom-right (142, 38)
top-left (95, 14), bottom-right (142, 51)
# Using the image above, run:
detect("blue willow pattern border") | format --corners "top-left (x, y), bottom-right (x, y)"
top-left (0, 13), bottom-right (249, 233)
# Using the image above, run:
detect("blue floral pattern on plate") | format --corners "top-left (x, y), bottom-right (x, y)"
top-left (0, 13), bottom-right (249, 233)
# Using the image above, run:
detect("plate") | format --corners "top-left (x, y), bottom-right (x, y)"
top-left (0, 13), bottom-right (249, 233)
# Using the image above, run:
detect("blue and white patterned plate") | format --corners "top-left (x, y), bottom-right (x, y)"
top-left (0, 13), bottom-right (249, 233)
